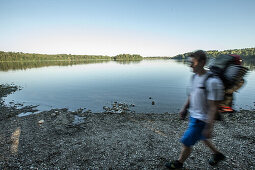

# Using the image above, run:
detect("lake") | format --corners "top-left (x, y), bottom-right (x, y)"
top-left (0, 59), bottom-right (254, 113)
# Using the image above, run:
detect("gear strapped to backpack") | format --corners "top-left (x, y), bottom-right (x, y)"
top-left (192, 54), bottom-right (248, 117)
top-left (208, 54), bottom-right (248, 90)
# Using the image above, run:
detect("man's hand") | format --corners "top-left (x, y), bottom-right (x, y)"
top-left (205, 100), bottom-right (219, 138)
top-left (179, 97), bottom-right (190, 120)
top-left (179, 108), bottom-right (188, 120)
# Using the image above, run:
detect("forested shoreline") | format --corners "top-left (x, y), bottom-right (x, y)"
top-left (1, 47), bottom-right (255, 62)
top-left (0, 51), bottom-right (143, 61)
top-left (172, 47), bottom-right (255, 60)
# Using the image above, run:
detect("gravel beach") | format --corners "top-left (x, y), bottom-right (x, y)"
top-left (0, 84), bottom-right (254, 169)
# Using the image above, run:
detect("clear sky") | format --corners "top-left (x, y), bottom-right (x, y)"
top-left (0, 0), bottom-right (255, 57)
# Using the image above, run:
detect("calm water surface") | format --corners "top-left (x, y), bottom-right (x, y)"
top-left (0, 60), bottom-right (254, 113)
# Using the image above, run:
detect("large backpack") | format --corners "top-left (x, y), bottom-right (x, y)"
top-left (207, 54), bottom-right (248, 90)
top-left (190, 54), bottom-right (248, 120)
top-left (192, 54), bottom-right (248, 115)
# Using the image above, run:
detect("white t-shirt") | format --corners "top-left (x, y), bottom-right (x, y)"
top-left (188, 72), bottom-right (224, 122)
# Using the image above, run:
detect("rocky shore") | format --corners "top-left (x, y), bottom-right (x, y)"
top-left (0, 84), bottom-right (254, 169)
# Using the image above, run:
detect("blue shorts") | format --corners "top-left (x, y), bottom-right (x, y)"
top-left (181, 117), bottom-right (207, 147)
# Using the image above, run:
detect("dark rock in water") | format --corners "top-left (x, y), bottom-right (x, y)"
top-left (103, 106), bottom-right (110, 111)
top-left (152, 101), bottom-right (155, 105)
top-left (149, 97), bottom-right (152, 99)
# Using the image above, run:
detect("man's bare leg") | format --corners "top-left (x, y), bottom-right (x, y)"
top-left (178, 144), bottom-right (192, 163)
top-left (203, 139), bottom-right (226, 165)
top-left (203, 139), bottom-right (220, 154)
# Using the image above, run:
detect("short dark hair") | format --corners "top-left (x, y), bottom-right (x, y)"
top-left (190, 50), bottom-right (207, 63)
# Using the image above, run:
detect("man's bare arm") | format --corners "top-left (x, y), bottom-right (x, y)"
top-left (179, 97), bottom-right (190, 120)
top-left (203, 100), bottom-right (219, 138)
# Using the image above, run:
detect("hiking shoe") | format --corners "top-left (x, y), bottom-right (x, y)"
top-left (209, 153), bottom-right (225, 166)
top-left (165, 160), bottom-right (183, 169)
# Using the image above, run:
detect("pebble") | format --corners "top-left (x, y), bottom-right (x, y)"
top-left (103, 102), bottom-right (135, 114)
top-left (51, 113), bottom-right (57, 117)
top-left (38, 120), bottom-right (45, 124)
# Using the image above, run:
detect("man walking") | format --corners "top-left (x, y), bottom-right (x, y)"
top-left (165, 50), bottom-right (225, 169)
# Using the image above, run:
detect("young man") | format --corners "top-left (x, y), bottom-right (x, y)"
top-left (165, 50), bottom-right (225, 169)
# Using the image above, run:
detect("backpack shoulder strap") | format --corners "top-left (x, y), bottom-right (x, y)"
top-left (203, 72), bottom-right (214, 89)
top-left (191, 73), bottom-right (212, 89)
top-left (203, 72), bottom-right (215, 98)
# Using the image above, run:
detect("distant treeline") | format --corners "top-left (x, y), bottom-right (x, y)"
top-left (144, 57), bottom-right (171, 60)
top-left (171, 47), bottom-right (255, 61)
top-left (0, 51), bottom-right (111, 61)
top-left (1, 47), bottom-right (255, 62)
top-left (112, 54), bottom-right (143, 60)
top-left (0, 51), bottom-right (143, 61)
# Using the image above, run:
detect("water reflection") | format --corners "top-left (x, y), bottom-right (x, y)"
top-left (0, 60), bottom-right (191, 113)
top-left (1, 59), bottom-right (254, 71)
top-left (115, 60), bottom-right (142, 65)
top-left (0, 60), bottom-right (112, 71)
